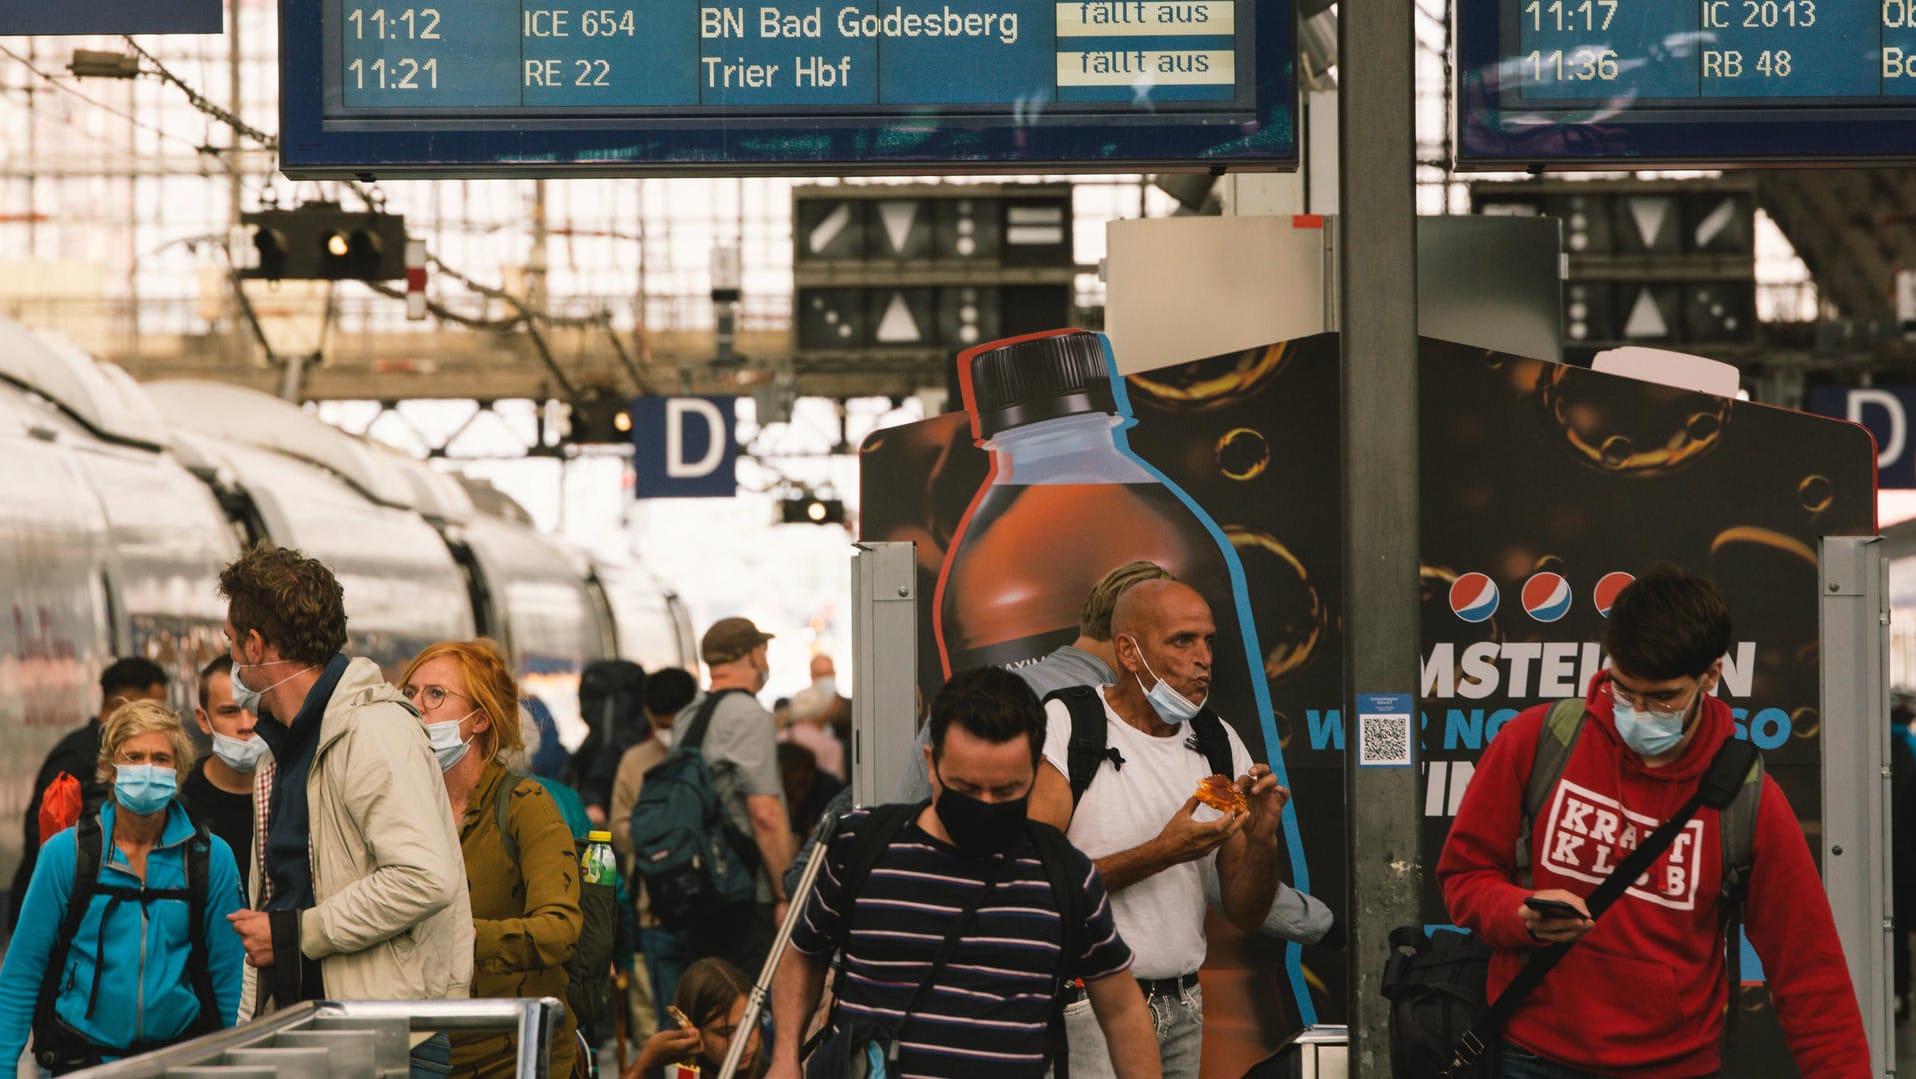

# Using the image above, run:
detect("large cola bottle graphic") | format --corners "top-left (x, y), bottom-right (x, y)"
top-left (933, 330), bottom-right (1264, 737)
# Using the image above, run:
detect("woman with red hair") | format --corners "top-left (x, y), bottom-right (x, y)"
top-left (400, 639), bottom-right (583, 1078)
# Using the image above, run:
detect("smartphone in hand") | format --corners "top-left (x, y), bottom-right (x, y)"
top-left (1524, 896), bottom-right (1586, 920)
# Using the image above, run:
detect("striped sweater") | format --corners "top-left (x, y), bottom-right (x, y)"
top-left (791, 807), bottom-right (1132, 1078)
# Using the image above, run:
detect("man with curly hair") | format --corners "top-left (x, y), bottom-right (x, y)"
top-left (217, 544), bottom-right (472, 1078)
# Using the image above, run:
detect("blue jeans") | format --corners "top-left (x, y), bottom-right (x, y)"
top-left (1061, 981), bottom-right (1203, 1079)
top-left (640, 925), bottom-right (694, 1029)
top-left (408, 1031), bottom-right (452, 1078)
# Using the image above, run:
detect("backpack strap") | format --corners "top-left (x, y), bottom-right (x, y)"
top-left (833, 802), bottom-right (918, 913)
top-left (182, 821), bottom-right (220, 1036)
top-left (1187, 709), bottom-right (1235, 780)
top-left (34, 813), bottom-right (104, 1053)
top-left (800, 802), bottom-right (918, 1061)
top-left (1516, 698), bottom-right (1589, 887)
top-left (1044, 686), bottom-right (1109, 808)
top-left (1025, 821), bottom-right (1084, 1079)
top-left (493, 770), bottom-right (527, 865)
top-left (1716, 748), bottom-right (1764, 1039)
top-left (679, 689), bottom-right (745, 753)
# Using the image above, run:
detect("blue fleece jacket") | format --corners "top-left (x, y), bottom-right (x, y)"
top-left (0, 799), bottom-right (245, 1064)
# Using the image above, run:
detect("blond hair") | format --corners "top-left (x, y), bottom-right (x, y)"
top-left (97, 699), bottom-right (196, 785)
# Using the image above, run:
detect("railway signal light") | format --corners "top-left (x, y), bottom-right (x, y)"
top-left (240, 202), bottom-right (407, 282)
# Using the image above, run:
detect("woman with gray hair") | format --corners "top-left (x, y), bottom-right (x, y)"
top-left (0, 699), bottom-right (245, 1074)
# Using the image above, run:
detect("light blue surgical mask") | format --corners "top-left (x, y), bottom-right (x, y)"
top-left (1612, 692), bottom-right (1692, 758)
top-left (425, 712), bottom-right (476, 772)
top-left (1126, 637), bottom-right (1206, 725)
top-left (114, 763), bottom-right (178, 816)
top-left (211, 731), bottom-right (268, 772)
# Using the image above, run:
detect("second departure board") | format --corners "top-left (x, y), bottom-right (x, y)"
top-left (1457, 0), bottom-right (1916, 165)
top-left (279, 0), bottom-right (1297, 176)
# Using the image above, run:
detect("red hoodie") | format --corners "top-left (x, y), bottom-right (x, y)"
top-left (1437, 671), bottom-right (1870, 1077)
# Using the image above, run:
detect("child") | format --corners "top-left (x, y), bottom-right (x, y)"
top-left (626, 958), bottom-right (762, 1078)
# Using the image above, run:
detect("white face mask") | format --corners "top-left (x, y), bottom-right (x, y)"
top-left (425, 711), bottom-right (476, 771)
top-left (813, 676), bottom-right (837, 699)
top-left (1124, 636), bottom-right (1208, 725)
top-left (230, 660), bottom-right (314, 717)
top-left (210, 731), bottom-right (268, 772)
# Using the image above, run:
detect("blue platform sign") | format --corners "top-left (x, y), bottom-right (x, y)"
top-left (1809, 384), bottom-right (1913, 488)
top-left (275, 0), bottom-right (1295, 176)
top-left (630, 395), bottom-right (739, 499)
top-left (1, 0), bottom-right (221, 35)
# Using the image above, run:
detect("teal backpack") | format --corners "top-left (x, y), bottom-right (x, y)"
top-left (628, 689), bottom-right (760, 928)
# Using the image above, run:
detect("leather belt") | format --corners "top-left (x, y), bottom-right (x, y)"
top-left (1135, 972), bottom-right (1200, 998)
top-left (1069, 971), bottom-right (1199, 1002)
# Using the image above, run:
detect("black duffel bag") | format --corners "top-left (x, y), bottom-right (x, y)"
top-left (1380, 926), bottom-right (1497, 1079)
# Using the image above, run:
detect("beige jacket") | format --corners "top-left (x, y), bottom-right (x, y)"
top-left (241, 656), bottom-right (474, 1018)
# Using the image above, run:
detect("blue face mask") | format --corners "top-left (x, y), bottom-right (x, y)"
top-left (1612, 692), bottom-right (1692, 758)
top-left (114, 763), bottom-right (178, 816)
top-left (1126, 637), bottom-right (1206, 725)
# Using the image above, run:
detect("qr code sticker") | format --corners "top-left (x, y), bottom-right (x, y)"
top-left (1359, 712), bottom-right (1413, 767)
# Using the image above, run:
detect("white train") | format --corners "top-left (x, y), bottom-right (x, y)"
top-left (0, 314), bottom-right (694, 900)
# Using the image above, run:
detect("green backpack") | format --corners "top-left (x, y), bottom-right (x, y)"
top-left (492, 775), bottom-right (619, 1042)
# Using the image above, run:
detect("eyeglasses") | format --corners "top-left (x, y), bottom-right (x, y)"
top-left (1609, 679), bottom-right (1696, 715)
top-left (401, 684), bottom-right (471, 710)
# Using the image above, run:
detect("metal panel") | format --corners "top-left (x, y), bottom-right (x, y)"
top-left (1416, 215), bottom-right (1564, 363)
top-left (1819, 535), bottom-right (1895, 1078)
top-left (851, 541), bottom-right (918, 804)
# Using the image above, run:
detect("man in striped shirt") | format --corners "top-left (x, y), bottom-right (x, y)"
top-left (768, 667), bottom-right (1160, 1079)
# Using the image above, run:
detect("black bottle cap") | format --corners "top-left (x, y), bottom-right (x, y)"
top-left (968, 332), bottom-right (1116, 439)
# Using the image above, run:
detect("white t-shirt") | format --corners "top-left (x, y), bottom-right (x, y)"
top-left (1041, 690), bottom-right (1254, 979)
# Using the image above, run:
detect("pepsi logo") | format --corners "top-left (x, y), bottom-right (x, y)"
top-left (1522, 572), bottom-right (1573, 623)
top-left (1449, 573), bottom-right (1500, 623)
top-left (1594, 571), bottom-right (1634, 617)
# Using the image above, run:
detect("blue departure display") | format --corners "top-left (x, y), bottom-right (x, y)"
top-left (279, 0), bottom-right (1294, 176)
top-left (1458, 0), bottom-right (1916, 164)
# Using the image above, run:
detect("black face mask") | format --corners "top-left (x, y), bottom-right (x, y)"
top-left (932, 774), bottom-right (1029, 858)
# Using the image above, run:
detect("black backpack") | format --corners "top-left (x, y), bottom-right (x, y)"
top-left (1045, 685), bottom-right (1235, 806)
top-left (570, 660), bottom-right (648, 807)
top-left (34, 812), bottom-right (221, 1074)
top-left (825, 802), bottom-right (1086, 1077)
top-left (491, 774), bottom-right (619, 1044)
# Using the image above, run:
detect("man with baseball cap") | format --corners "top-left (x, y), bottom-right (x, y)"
top-left (675, 616), bottom-right (792, 971)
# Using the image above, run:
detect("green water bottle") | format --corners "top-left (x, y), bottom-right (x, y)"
top-left (581, 830), bottom-right (615, 886)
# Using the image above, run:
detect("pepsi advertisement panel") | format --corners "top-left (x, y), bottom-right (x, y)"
top-left (277, 0), bottom-right (1296, 176)
top-left (861, 331), bottom-right (1876, 1074)
top-left (1457, 0), bottom-right (1916, 164)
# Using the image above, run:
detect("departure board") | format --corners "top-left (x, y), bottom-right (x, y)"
top-left (1457, 0), bottom-right (1916, 165)
top-left (277, 0), bottom-right (1296, 176)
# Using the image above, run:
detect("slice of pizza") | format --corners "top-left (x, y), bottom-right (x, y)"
top-left (1194, 773), bottom-right (1247, 815)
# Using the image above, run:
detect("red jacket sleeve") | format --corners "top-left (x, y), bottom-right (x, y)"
top-left (1436, 706), bottom-right (1546, 949)
top-left (1743, 777), bottom-right (1872, 1077)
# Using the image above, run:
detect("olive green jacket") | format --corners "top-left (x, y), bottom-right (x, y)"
top-left (450, 760), bottom-right (583, 1079)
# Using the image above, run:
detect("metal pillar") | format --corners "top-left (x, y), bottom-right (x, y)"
top-left (1818, 536), bottom-right (1894, 1077)
top-left (1338, 0), bottom-right (1422, 1072)
top-left (851, 541), bottom-right (918, 803)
